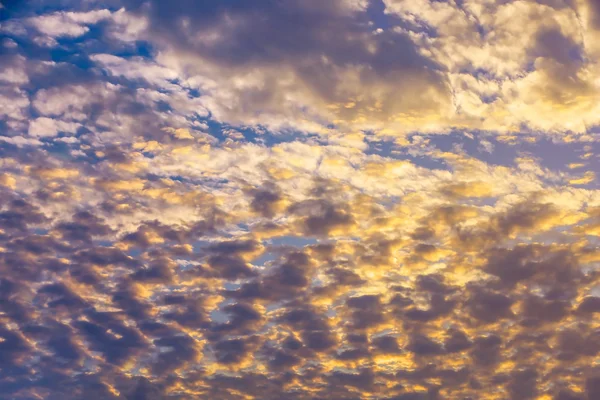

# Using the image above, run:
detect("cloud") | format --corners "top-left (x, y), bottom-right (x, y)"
top-left (116, 0), bottom-right (453, 134)
top-left (384, 0), bottom-right (600, 134)
top-left (25, 9), bottom-right (112, 38)
top-left (2, 1), bottom-right (600, 399)
top-left (28, 117), bottom-right (80, 137)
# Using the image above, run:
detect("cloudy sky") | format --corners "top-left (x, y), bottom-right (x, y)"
top-left (1, 0), bottom-right (600, 399)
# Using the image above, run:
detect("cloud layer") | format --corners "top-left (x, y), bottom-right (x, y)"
top-left (1, 0), bottom-right (600, 399)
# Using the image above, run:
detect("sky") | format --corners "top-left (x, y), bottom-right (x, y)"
top-left (1, 0), bottom-right (600, 399)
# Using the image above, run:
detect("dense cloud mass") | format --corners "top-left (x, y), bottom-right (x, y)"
top-left (1, 0), bottom-right (600, 399)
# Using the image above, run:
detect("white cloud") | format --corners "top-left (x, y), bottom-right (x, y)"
top-left (90, 53), bottom-right (179, 85)
top-left (26, 9), bottom-right (112, 38)
top-left (32, 84), bottom-right (96, 118)
top-left (0, 55), bottom-right (29, 84)
top-left (479, 139), bottom-right (494, 154)
top-left (0, 136), bottom-right (43, 147)
top-left (28, 117), bottom-right (80, 138)
top-left (0, 88), bottom-right (30, 122)
top-left (106, 8), bottom-right (148, 42)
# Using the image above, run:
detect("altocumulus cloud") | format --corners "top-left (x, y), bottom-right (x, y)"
top-left (1, 0), bottom-right (600, 399)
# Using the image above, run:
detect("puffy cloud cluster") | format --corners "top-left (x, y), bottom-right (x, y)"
top-left (0, 133), bottom-right (598, 398)
top-left (83, 0), bottom-right (600, 135)
top-left (384, 0), bottom-right (600, 135)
